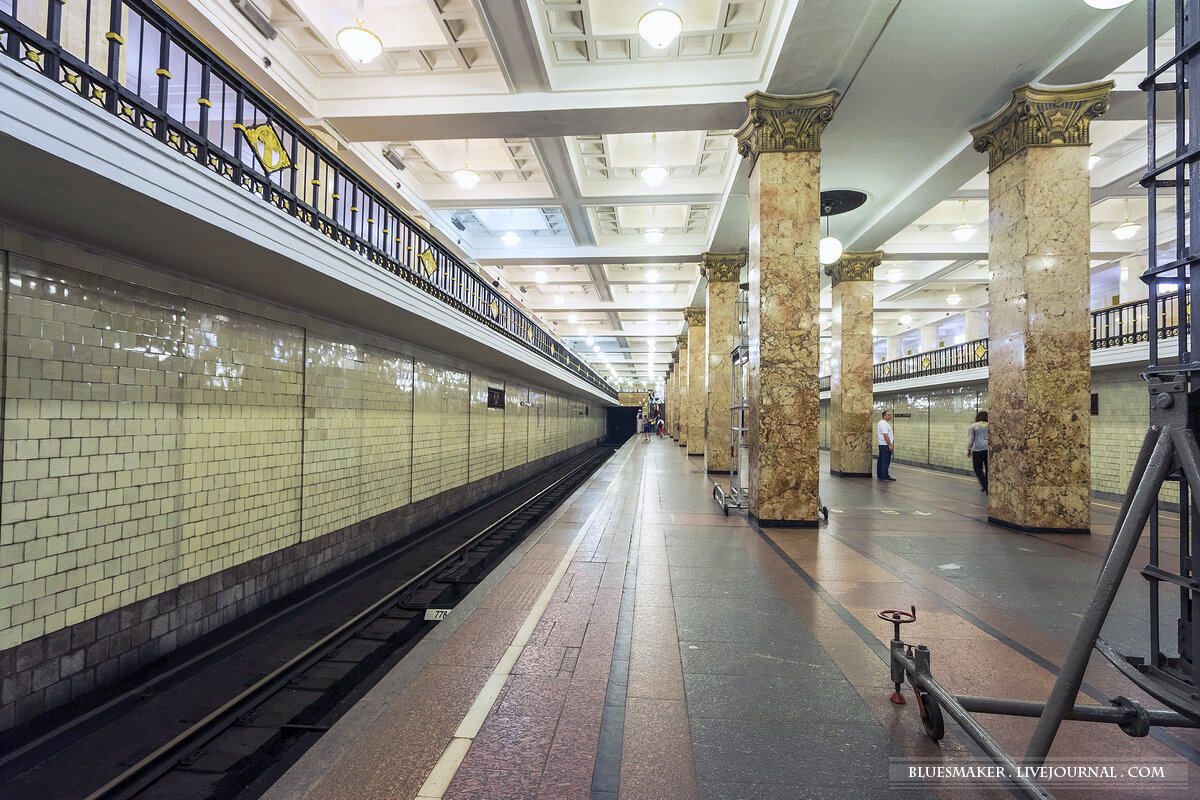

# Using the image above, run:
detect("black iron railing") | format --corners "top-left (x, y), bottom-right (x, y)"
top-left (0, 0), bottom-right (616, 398)
top-left (819, 294), bottom-right (1180, 389)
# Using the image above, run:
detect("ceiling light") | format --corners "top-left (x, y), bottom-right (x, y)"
top-left (946, 289), bottom-right (962, 306)
top-left (638, 5), bottom-right (682, 49)
top-left (1112, 217), bottom-right (1141, 240)
top-left (554, 295), bottom-right (565, 306)
top-left (337, 2), bottom-right (383, 64)
top-left (887, 268), bottom-right (903, 283)
top-left (568, 313), bottom-right (578, 324)
top-left (646, 269), bottom-right (660, 282)
top-left (452, 138), bottom-right (480, 190)
top-left (586, 336), bottom-right (595, 345)
top-left (819, 236), bottom-right (843, 265)
top-left (577, 326), bottom-right (586, 335)
top-left (1088, 153), bottom-right (1101, 170)
top-left (900, 314), bottom-right (913, 325)
top-left (641, 165), bottom-right (668, 187)
top-left (950, 200), bottom-right (975, 242)
top-left (1082, 0), bottom-right (1134, 9)
top-left (818, 200), bottom-right (842, 265)
top-left (593, 345), bottom-right (600, 352)
top-left (501, 231), bottom-right (521, 247)
top-left (641, 132), bottom-right (668, 186)
top-left (533, 271), bottom-right (548, 284)
top-left (644, 228), bottom-right (665, 244)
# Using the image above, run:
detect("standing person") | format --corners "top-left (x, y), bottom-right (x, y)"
top-left (877, 410), bottom-right (896, 481)
top-left (656, 416), bottom-right (665, 437)
top-left (640, 411), bottom-right (652, 442)
top-left (967, 410), bottom-right (989, 492)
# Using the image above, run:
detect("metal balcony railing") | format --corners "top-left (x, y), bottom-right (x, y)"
top-left (0, 0), bottom-right (616, 398)
top-left (819, 293), bottom-right (1181, 389)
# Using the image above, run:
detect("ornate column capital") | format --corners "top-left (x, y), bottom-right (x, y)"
top-left (684, 308), bottom-right (707, 327)
top-left (824, 251), bottom-right (883, 286)
top-left (735, 89), bottom-right (839, 169)
top-left (970, 81), bottom-right (1113, 171)
top-left (701, 252), bottom-right (747, 282)
top-left (676, 333), bottom-right (689, 350)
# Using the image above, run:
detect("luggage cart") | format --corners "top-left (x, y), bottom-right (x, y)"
top-left (714, 285), bottom-right (750, 514)
top-left (880, 4), bottom-right (1200, 797)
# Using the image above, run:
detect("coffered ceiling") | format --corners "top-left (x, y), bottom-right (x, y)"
top-left (165, 0), bottom-right (1159, 389)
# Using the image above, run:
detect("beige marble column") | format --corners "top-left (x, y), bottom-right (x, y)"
top-left (675, 334), bottom-right (688, 446)
top-left (703, 253), bottom-right (746, 473)
top-left (825, 251), bottom-right (881, 477)
top-left (735, 89), bottom-right (837, 526)
top-left (971, 81), bottom-right (1111, 534)
top-left (685, 309), bottom-right (707, 456)
top-left (964, 309), bottom-right (988, 341)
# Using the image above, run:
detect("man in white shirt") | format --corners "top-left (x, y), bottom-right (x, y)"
top-left (877, 410), bottom-right (896, 481)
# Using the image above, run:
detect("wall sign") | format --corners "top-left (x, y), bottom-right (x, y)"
top-left (487, 387), bottom-right (505, 408)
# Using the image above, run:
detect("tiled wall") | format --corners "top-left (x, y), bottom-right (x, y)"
top-left (0, 234), bottom-right (605, 730)
top-left (821, 368), bottom-right (1161, 500)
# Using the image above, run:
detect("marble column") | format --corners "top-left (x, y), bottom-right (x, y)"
top-left (685, 309), bottom-right (707, 456)
top-left (703, 253), bottom-right (746, 473)
top-left (964, 309), bottom-right (988, 341)
top-left (886, 335), bottom-right (903, 360)
top-left (971, 81), bottom-right (1111, 534)
top-left (735, 89), bottom-right (838, 526)
top-left (675, 334), bottom-right (688, 446)
top-left (666, 363), bottom-right (675, 438)
top-left (825, 251), bottom-right (881, 477)
top-left (1119, 255), bottom-right (1148, 304)
top-left (920, 324), bottom-right (941, 353)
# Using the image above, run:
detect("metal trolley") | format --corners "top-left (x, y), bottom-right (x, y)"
top-left (715, 285), bottom-right (751, 514)
top-left (881, 3), bottom-right (1200, 797)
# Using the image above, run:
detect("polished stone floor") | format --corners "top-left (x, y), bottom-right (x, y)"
top-left (264, 437), bottom-right (1200, 800)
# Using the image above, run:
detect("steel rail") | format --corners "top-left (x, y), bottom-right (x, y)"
top-left (75, 448), bottom-right (609, 800)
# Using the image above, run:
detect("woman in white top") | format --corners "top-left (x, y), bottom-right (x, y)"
top-left (966, 410), bottom-right (988, 492)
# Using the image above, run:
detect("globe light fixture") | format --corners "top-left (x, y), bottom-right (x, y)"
top-left (592, 345), bottom-right (600, 352)
top-left (887, 268), bottom-right (903, 283)
top-left (641, 132), bottom-right (668, 187)
top-left (818, 200), bottom-right (843, 265)
top-left (1082, 0), bottom-right (1134, 9)
top-left (501, 231), bottom-right (521, 247)
top-left (819, 236), bottom-right (843, 265)
top-left (534, 270), bottom-right (548, 284)
top-left (644, 228), bottom-right (665, 244)
top-left (900, 313), bottom-right (913, 325)
top-left (567, 313), bottom-right (578, 324)
top-left (337, 2), bottom-right (383, 64)
top-left (638, 4), bottom-right (682, 49)
top-left (452, 139), bottom-right (480, 190)
top-left (946, 289), bottom-right (962, 306)
top-left (950, 200), bottom-right (976, 242)
top-left (1088, 153), bottom-right (1101, 170)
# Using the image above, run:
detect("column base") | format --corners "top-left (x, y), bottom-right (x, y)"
top-left (688, 450), bottom-right (704, 457)
top-left (678, 443), bottom-right (686, 447)
top-left (707, 469), bottom-right (730, 475)
top-left (987, 516), bottom-right (1090, 535)
top-left (749, 513), bottom-right (819, 529)
top-left (829, 470), bottom-right (872, 478)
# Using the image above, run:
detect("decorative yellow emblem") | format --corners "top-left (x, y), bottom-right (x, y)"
top-left (974, 342), bottom-right (987, 359)
top-left (418, 249), bottom-right (438, 276)
top-left (239, 123), bottom-right (293, 172)
top-left (488, 300), bottom-right (499, 318)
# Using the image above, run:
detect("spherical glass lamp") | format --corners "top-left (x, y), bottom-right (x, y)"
top-left (818, 235), bottom-right (843, 265)
top-left (644, 228), bottom-right (665, 244)
top-left (452, 167), bottom-right (479, 190)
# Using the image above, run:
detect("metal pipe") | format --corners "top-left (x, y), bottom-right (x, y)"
top-left (1105, 426), bottom-right (1162, 563)
top-left (896, 652), bottom-right (1055, 800)
top-left (1025, 430), bottom-right (1176, 763)
top-left (954, 695), bottom-right (1198, 728)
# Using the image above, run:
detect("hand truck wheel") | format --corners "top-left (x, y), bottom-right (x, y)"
top-left (915, 688), bottom-right (944, 742)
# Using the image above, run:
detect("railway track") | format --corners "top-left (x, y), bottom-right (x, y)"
top-left (0, 446), bottom-right (613, 800)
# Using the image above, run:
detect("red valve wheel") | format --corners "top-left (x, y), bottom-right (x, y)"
top-left (877, 607), bottom-right (917, 624)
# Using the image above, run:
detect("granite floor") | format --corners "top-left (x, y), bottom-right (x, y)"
top-left (263, 437), bottom-right (1200, 800)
